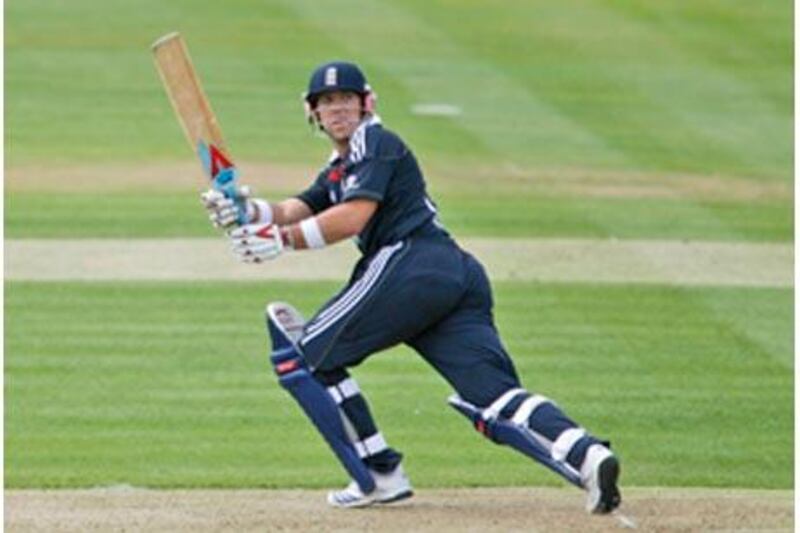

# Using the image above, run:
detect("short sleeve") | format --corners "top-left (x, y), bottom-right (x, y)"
top-left (340, 157), bottom-right (395, 203)
top-left (340, 126), bottom-right (405, 203)
top-left (296, 175), bottom-right (332, 214)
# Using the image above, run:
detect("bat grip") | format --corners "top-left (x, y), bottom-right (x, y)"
top-left (213, 167), bottom-right (249, 225)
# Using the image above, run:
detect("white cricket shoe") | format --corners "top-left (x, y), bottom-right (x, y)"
top-left (327, 464), bottom-right (414, 509)
top-left (581, 444), bottom-right (621, 514)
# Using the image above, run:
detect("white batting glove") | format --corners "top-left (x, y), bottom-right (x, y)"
top-left (229, 223), bottom-right (286, 263)
top-left (200, 186), bottom-right (253, 229)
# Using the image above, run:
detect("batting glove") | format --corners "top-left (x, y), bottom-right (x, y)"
top-left (200, 186), bottom-right (254, 229)
top-left (229, 223), bottom-right (286, 263)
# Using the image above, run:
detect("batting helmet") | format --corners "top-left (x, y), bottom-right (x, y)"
top-left (304, 61), bottom-right (375, 110)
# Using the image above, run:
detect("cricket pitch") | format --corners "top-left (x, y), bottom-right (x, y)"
top-left (5, 487), bottom-right (793, 532)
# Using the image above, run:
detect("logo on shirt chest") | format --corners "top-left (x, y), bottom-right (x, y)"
top-left (327, 166), bottom-right (344, 183)
top-left (327, 174), bottom-right (360, 204)
top-left (341, 174), bottom-right (360, 194)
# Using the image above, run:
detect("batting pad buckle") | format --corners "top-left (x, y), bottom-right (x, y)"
top-left (448, 394), bottom-right (582, 488)
top-left (266, 303), bottom-right (376, 494)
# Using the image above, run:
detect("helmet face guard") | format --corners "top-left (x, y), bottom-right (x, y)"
top-left (303, 61), bottom-right (376, 127)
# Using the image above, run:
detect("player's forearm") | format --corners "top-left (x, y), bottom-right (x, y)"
top-left (250, 198), bottom-right (313, 225)
top-left (280, 215), bottom-right (351, 250)
top-left (281, 200), bottom-right (377, 250)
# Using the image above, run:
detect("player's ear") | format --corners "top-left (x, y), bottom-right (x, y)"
top-left (363, 86), bottom-right (377, 114)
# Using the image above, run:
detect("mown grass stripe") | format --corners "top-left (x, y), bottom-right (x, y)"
top-left (283, 0), bottom-right (631, 169)
top-left (396, 0), bottom-right (791, 180)
top-left (5, 185), bottom-right (792, 241)
top-left (5, 281), bottom-right (792, 489)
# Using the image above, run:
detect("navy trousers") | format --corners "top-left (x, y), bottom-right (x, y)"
top-left (299, 234), bottom-right (520, 408)
top-left (295, 234), bottom-right (601, 476)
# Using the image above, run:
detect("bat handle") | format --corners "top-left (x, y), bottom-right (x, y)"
top-left (212, 167), bottom-right (249, 225)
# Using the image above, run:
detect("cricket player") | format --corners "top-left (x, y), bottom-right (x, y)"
top-left (201, 61), bottom-right (622, 513)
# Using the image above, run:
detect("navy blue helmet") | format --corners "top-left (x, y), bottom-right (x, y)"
top-left (305, 61), bottom-right (371, 107)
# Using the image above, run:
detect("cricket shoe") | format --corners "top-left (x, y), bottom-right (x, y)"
top-left (581, 444), bottom-right (621, 514)
top-left (327, 464), bottom-right (414, 509)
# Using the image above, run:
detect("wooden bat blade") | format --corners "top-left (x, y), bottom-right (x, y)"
top-left (152, 32), bottom-right (230, 164)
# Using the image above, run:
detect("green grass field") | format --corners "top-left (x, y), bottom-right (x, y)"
top-left (5, 0), bottom-right (792, 175)
top-left (5, 282), bottom-right (792, 489)
top-left (5, 191), bottom-right (791, 241)
top-left (5, 0), bottom-right (793, 492)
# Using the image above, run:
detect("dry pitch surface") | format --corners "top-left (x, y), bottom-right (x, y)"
top-left (5, 238), bottom-right (792, 288)
top-left (6, 163), bottom-right (792, 287)
top-left (5, 487), bottom-right (793, 532)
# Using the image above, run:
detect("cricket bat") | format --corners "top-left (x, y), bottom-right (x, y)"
top-left (151, 31), bottom-right (246, 223)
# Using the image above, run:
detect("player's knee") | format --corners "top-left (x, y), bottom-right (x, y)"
top-left (311, 366), bottom-right (349, 385)
top-left (455, 387), bottom-right (558, 443)
top-left (313, 368), bottom-right (349, 386)
top-left (502, 391), bottom-right (555, 426)
top-left (314, 368), bottom-right (354, 406)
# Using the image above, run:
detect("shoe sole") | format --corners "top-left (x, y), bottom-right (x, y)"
top-left (593, 456), bottom-right (621, 514)
top-left (329, 489), bottom-right (414, 509)
top-left (328, 496), bottom-right (377, 509)
top-left (376, 489), bottom-right (414, 505)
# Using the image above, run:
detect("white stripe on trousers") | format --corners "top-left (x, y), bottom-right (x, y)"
top-left (310, 243), bottom-right (398, 326)
top-left (301, 242), bottom-right (404, 346)
top-left (305, 242), bottom-right (400, 333)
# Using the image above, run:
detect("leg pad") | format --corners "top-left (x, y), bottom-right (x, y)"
top-left (448, 394), bottom-right (582, 487)
top-left (267, 303), bottom-right (375, 494)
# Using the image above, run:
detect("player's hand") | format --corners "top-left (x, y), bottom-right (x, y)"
top-left (200, 186), bottom-right (252, 229)
top-left (229, 223), bottom-right (285, 263)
